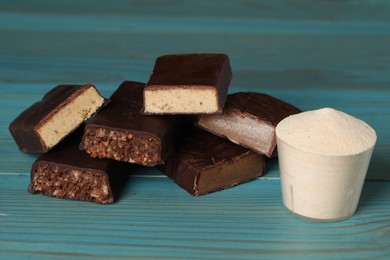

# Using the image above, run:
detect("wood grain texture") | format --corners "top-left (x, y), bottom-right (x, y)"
top-left (0, 175), bottom-right (389, 259)
top-left (0, 0), bottom-right (390, 258)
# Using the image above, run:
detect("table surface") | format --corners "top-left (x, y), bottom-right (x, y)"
top-left (1, 1), bottom-right (389, 259)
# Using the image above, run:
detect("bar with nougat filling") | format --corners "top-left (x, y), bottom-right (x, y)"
top-left (80, 81), bottom-right (192, 167)
top-left (158, 127), bottom-right (265, 196)
top-left (142, 53), bottom-right (232, 114)
top-left (9, 84), bottom-right (106, 153)
top-left (29, 126), bottom-right (130, 204)
top-left (196, 92), bottom-right (301, 157)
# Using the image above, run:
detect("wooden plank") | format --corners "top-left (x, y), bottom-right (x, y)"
top-left (1, 0), bottom-right (390, 23)
top-left (1, 31), bottom-right (389, 89)
top-left (0, 2), bottom-right (389, 89)
top-left (0, 175), bottom-right (389, 259)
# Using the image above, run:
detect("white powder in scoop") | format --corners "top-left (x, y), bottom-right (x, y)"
top-left (276, 108), bottom-right (376, 156)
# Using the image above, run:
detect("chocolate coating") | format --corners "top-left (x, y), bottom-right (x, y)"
top-left (29, 126), bottom-right (130, 204)
top-left (144, 53), bottom-right (232, 113)
top-left (227, 92), bottom-right (301, 126)
top-left (9, 84), bottom-right (106, 153)
top-left (80, 81), bottom-right (193, 166)
top-left (159, 127), bottom-right (265, 196)
top-left (196, 92), bottom-right (301, 157)
top-left (147, 53), bottom-right (232, 87)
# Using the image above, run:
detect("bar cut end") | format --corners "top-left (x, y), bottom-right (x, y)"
top-left (36, 85), bottom-right (105, 151)
top-left (143, 86), bottom-right (221, 114)
top-left (29, 162), bottom-right (113, 204)
top-left (80, 127), bottom-right (162, 166)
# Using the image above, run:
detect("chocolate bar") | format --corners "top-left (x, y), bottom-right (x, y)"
top-left (29, 126), bottom-right (130, 204)
top-left (80, 81), bottom-right (192, 167)
top-left (159, 127), bottom-right (265, 196)
top-left (196, 92), bottom-right (301, 157)
top-left (142, 53), bottom-right (232, 114)
top-left (9, 84), bottom-right (106, 153)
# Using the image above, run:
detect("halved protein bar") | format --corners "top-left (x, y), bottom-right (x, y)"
top-left (80, 81), bottom-right (192, 167)
top-left (142, 53), bottom-right (232, 114)
top-left (196, 92), bottom-right (301, 157)
top-left (158, 127), bottom-right (265, 196)
top-left (29, 126), bottom-right (130, 204)
top-left (9, 84), bottom-right (106, 153)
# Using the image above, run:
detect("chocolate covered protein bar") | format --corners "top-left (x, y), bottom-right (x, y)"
top-left (29, 126), bottom-right (130, 204)
top-left (143, 54), bottom-right (232, 114)
top-left (196, 92), bottom-right (301, 157)
top-left (159, 127), bottom-right (265, 196)
top-left (9, 84), bottom-right (106, 153)
top-left (80, 81), bottom-right (192, 166)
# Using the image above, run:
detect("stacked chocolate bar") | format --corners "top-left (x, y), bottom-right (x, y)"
top-left (9, 53), bottom-right (301, 203)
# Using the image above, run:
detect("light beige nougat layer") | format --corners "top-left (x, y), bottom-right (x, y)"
top-left (36, 86), bottom-right (105, 150)
top-left (144, 87), bottom-right (219, 114)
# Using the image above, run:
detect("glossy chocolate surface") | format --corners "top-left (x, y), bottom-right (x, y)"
top-left (147, 54), bottom-right (232, 86)
top-left (80, 81), bottom-right (193, 165)
top-left (159, 127), bottom-right (265, 196)
top-left (9, 84), bottom-right (101, 153)
top-left (227, 92), bottom-right (301, 126)
top-left (29, 126), bottom-right (130, 204)
top-left (145, 54), bottom-right (232, 112)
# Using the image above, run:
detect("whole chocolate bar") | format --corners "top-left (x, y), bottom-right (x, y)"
top-left (80, 81), bottom-right (192, 166)
top-left (29, 126), bottom-right (130, 204)
top-left (9, 84), bottom-right (107, 153)
top-left (196, 92), bottom-right (301, 157)
top-left (158, 127), bottom-right (265, 196)
top-left (142, 53), bottom-right (232, 114)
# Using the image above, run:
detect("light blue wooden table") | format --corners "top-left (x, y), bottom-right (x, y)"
top-left (1, 1), bottom-right (389, 259)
